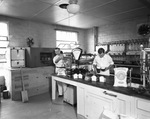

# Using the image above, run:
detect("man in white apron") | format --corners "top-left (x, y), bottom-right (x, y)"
top-left (93, 48), bottom-right (114, 75)
top-left (53, 48), bottom-right (66, 97)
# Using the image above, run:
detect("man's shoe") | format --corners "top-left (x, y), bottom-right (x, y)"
top-left (58, 95), bottom-right (63, 97)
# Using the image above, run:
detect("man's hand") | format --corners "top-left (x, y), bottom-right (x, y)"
top-left (59, 54), bottom-right (64, 60)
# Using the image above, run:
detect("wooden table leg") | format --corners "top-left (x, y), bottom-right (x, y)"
top-left (52, 77), bottom-right (56, 100)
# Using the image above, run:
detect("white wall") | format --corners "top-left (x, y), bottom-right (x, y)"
top-left (86, 17), bottom-right (150, 53)
top-left (0, 15), bottom-right (86, 50)
top-left (85, 29), bottom-right (95, 54)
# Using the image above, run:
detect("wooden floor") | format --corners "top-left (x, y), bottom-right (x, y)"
top-left (0, 93), bottom-right (77, 119)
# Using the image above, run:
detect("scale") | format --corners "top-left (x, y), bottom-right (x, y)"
top-left (72, 48), bottom-right (82, 79)
top-left (114, 67), bottom-right (128, 87)
top-left (72, 47), bottom-right (82, 68)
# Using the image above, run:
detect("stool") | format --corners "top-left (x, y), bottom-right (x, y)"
top-left (3, 90), bottom-right (10, 99)
top-left (63, 85), bottom-right (77, 105)
top-left (0, 76), bottom-right (5, 93)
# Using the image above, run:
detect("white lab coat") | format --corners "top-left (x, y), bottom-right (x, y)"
top-left (93, 54), bottom-right (114, 75)
top-left (53, 54), bottom-right (66, 95)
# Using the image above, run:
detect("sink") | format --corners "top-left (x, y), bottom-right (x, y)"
top-left (128, 85), bottom-right (146, 94)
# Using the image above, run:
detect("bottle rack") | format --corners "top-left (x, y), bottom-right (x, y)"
top-left (97, 38), bottom-right (150, 66)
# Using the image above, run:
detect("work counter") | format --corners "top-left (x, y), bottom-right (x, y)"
top-left (51, 74), bottom-right (150, 119)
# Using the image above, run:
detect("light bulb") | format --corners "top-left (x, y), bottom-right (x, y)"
top-left (67, 4), bottom-right (80, 14)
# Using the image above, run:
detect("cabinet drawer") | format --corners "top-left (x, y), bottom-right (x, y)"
top-left (12, 75), bottom-right (29, 82)
top-left (136, 99), bottom-right (150, 112)
top-left (13, 83), bottom-right (29, 91)
top-left (12, 75), bottom-right (21, 82)
top-left (11, 60), bottom-right (25, 67)
top-left (86, 85), bottom-right (118, 98)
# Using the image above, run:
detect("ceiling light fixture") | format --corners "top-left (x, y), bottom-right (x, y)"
top-left (67, 0), bottom-right (80, 14)
top-left (59, 3), bottom-right (69, 9)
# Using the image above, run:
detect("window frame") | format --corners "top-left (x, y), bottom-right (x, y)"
top-left (56, 29), bottom-right (79, 52)
top-left (0, 21), bottom-right (9, 41)
top-left (0, 21), bottom-right (9, 63)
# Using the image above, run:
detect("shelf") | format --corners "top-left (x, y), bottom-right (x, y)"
top-left (115, 64), bottom-right (140, 68)
top-left (97, 38), bottom-right (149, 68)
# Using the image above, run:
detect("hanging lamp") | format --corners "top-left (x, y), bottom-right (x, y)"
top-left (67, 0), bottom-right (80, 14)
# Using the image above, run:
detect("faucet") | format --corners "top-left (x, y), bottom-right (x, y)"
top-left (129, 68), bottom-right (133, 87)
top-left (140, 46), bottom-right (146, 87)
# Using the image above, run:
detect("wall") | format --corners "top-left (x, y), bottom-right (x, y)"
top-left (86, 17), bottom-right (150, 53)
top-left (2, 15), bottom-right (149, 56)
top-left (0, 15), bottom-right (86, 50)
top-left (98, 18), bottom-right (150, 43)
top-left (85, 29), bottom-right (95, 54)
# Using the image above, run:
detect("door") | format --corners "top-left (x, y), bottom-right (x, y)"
top-left (116, 93), bottom-right (133, 117)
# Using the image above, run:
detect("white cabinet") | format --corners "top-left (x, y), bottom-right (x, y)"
top-left (84, 86), bottom-right (117, 119)
top-left (81, 85), bottom-right (150, 119)
top-left (77, 84), bottom-right (134, 119)
top-left (134, 98), bottom-right (150, 119)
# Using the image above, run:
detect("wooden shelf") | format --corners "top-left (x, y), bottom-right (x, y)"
top-left (115, 64), bottom-right (140, 68)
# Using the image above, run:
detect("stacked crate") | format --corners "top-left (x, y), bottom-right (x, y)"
top-left (10, 67), bottom-right (53, 101)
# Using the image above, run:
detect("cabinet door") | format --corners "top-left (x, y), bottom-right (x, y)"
top-left (85, 87), bottom-right (117, 119)
top-left (116, 93), bottom-right (133, 117)
top-left (134, 98), bottom-right (150, 119)
top-left (77, 86), bottom-right (85, 119)
top-left (11, 49), bottom-right (25, 60)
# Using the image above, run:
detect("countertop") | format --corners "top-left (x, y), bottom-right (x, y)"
top-left (51, 74), bottom-right (150, 100)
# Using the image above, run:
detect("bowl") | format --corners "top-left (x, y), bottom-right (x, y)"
top-left (101, 68), bottom-right (106, 71)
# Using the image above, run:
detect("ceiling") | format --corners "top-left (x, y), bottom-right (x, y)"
top-left (0, 0), bottom-right (150, 29)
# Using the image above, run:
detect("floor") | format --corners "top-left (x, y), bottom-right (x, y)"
top-left (0, 93), bottom-right (78, 119)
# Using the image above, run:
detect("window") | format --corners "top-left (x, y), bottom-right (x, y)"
top-left (0, 22), bottom-right (9, 45)
top-left (56, 30), bottom-right (78, 52)
top-left (0, 22), bottom-right (8, 37)
top-left (0, 22), bottom-right (9, 62)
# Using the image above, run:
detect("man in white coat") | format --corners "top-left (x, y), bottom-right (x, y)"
top-left (53, 48), bottom-right (66, 97)
top-left (93, 48), bottom-right (114, 75)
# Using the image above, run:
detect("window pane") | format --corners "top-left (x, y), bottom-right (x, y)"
top-left (56, 30), bottom-right (78, 53)
top-left (56, 30), bottom-right (77, 41)
top-left (0, 22), bottom-right (8, 36)
top-left (57, 41), bottom-right (76, 48)
top-left (0, 22), bottom-right (9, 61)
